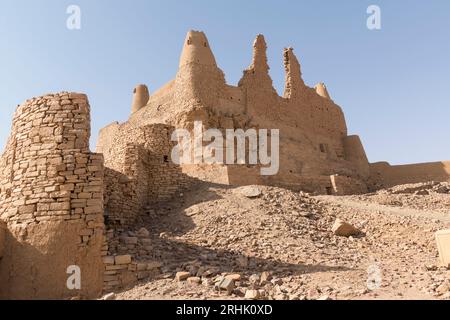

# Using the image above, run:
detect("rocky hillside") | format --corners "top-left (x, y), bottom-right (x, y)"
top-left (105, 182), bottom-right (450, 300)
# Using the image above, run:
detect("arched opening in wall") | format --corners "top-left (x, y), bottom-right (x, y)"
top-left (163, 155), bottom-right (169, 163)
top-left (320, 144), bottom-right (327, 153)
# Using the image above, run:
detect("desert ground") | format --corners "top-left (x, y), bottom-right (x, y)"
top-left (100, 182), bottom-right (450, 300)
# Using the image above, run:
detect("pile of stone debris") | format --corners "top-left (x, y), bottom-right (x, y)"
top-left (105, 183), bottom-right (450, 300)
top-left (350, 182), bottom-right (450, 212)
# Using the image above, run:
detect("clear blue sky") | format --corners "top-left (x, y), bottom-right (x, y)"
top-left (1, 0), bottom-right (449, 165)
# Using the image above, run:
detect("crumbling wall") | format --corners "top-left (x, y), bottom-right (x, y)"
top-left (369, 161), bottom-right (450, 191)
top-left (330, 175), bottom-right (368, 195)
top-left (100, 123), bottom-right (193, 226)
top-left (0, 93), bottom-right (104, 299)
top-left (102, 229), bottom-right (161, 292)
top-left (99, 30), bottom-right (373, 196)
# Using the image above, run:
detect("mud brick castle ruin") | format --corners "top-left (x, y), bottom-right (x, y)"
top-left (1, 30), bottom-right (449, 299)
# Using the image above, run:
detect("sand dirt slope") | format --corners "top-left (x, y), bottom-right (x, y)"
top-left (114, 183), bottom-right (450, 300)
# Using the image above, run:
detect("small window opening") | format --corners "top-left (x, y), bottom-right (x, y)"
top-left (163, 155), bottom-right (169, 163)
top-left (320, 144), bottom-right (327, 153)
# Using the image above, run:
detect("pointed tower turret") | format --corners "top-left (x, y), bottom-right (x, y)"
top-left (179, 30), bottom-right (217, 68)
top-left (283, 48), bottom-right (305, 100)
top-left (131, 84), bottom-right (150, 114)
top-left (239, 34), bottom-right (276, 94)
top-left (315, 82), bottom-right (331, 100)
top-left (175, 30), bottom-right (226, 109)
top-left (250, 34), bottom-right (270, 74)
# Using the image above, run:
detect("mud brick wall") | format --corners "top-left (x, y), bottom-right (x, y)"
top-left (0, 93), bottom-right (105, 299)
top-left (330, 175), bottom-right (368, 196)
top-left (368, 161), bottom-right (450, 191)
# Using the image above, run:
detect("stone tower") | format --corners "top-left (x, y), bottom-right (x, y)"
top-left (179, 30), bottom-right (217, 68)
top-left (174, 30), bottom-right (226, 112)
top-left (283, 47), bottom-right (306, 100)
top-left (0, 93), bottom-right (105, 299)
top-left (131, 84), bottom-right (150, 114)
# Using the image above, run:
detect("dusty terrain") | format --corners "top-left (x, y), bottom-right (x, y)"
top-left (110, 182), bottom-right (450, 300)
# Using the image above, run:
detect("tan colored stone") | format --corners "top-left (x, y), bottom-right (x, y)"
top-left (115, 255), bottom-right (132, 265)
top-left (102, 256), bottom-right (115, 265)
top-left (175, 271), bottom-right (190, 282)
top-left (245, 289), bottom-right (260, 300)
top-left (187, 277), bottom-right (201, 285)
top-left (332, 219), bottom-right (361, 237)
top-left (436, 229), bottom-right (450, 268)
top-left (225, 274), bottom-right (241, 281)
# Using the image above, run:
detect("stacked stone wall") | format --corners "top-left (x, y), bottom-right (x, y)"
top-left (102, 124), bottom-right (194, 226)
top-left (0, 93), bottom-right (105, 299)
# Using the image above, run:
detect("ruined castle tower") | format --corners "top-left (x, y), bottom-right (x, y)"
top-left (0, 93), bottom-right (105, 299)
top-left (131, 84), bottom-right (150, 114)
top-left (95, 29), bottom-right (375, 226)
top-left (1, 29), bottom-right (449, 298)
top-left (174, 30), bottom-right (227, 122)
top-left (283, 47), bottom-right (306, 100)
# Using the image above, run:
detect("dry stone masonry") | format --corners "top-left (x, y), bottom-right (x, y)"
top-left (0, 30), bottom-right (449, 299)
top-left (0, 93), bottom-right (104, 299)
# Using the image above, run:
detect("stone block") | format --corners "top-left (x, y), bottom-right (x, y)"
top-left (60, 184), bottom-right (75, 191)
top-left (102, 256), bottom-right (115, 265)
top-left (332, 219), bottom-right (361, 237)
top-left (175, 271), bottom-right (190, 282)
top-left (436, 229), bottom-right (450, 268)
top-left (50, 202), bottom-right (70, 211)
top-left (115, 255), bottom-right (132, 265)
top-left (217, 278), bottom-right (235, 294)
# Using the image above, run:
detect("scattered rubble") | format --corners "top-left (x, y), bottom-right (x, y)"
top-left (101, 293), bottom-right (116, 301)
top-left (175, 272), bottom-right (190, 282)
top-left (236, 186), bottom-right (262, 199)
top-left (111, 183), bottom-right (450, 300)
top-left (332, 219), bottom-right (361, 237)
